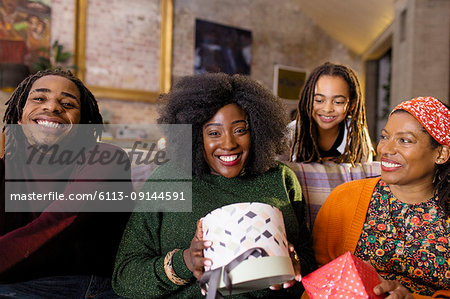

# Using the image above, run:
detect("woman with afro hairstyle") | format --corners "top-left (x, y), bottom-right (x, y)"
top-left (113, 73), bottom-right (317, 298)
top-left (289, 62), bottom-right (374, 164)
top-left (0, 69), bottom-right (132, 298)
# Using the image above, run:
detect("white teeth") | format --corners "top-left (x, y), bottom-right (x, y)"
top-left (219, 155), bottom-right (238, 162)
top-left (382, 161), bottom-right (401, 168)
top-left (321, 115), bottom-right (335, 120)
top-left (36, 120), bottom-right (61, 128)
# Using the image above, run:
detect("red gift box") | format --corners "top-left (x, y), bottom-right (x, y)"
top-left (302, 251), bottom-right (385, 298)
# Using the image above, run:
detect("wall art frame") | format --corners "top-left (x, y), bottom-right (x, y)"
top-left (74, 0), bottom-right (173, 102)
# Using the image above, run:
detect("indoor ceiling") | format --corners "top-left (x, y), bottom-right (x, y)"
top-left (297, 0), bottom-right (395, 55)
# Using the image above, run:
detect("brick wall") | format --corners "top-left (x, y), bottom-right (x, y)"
top-left (51, 0), bottom-right (160, 124)
top-left (49, 0), bottom-right (361, 124)
top-left (172, 0), bottom-right (362, 88)
top-left (84, 0), bottom-right (160, 92)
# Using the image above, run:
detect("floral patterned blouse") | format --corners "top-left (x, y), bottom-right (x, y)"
top-left (354, 180), bottom-right (450, 296)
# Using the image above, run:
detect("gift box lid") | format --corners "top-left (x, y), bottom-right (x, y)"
top-left (302, 251), bottom-right (385, 299)
top-left (214, 255), bottom-right (294, 295)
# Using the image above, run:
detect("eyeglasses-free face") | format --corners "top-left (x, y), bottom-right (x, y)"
top-left (378, 112), bottom-right (443, 195)
top-left (19, 75), bottom-right (81, 146)
top-left (202, 103), bottom-right (251, 178)
top-left (312, 75), bottom-right (350, 134)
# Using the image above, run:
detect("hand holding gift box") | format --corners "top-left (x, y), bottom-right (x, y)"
top-left (198, 202), bottom-right (298, 298)
top-left (302, 251), bottom-right (385, 299)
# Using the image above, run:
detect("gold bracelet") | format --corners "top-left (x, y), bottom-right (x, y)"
top-left (164, 249), bottom-right (191, 286)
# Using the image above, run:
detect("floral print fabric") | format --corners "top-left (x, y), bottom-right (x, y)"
top-left (354, 180), bottom-right (450, 296)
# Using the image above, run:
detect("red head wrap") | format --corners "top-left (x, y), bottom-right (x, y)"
top-left (392, 97), bottom-right (449, 146)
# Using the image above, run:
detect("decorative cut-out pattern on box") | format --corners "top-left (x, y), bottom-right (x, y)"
top-left (203, 202), bottom-right (289, 270)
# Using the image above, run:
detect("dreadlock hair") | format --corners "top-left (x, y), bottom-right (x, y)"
top-left (290, 62), bottom-right (374, 164)
top-left (2, 69), bottom-right (103, 158)
top-left (391, 108), bottom-right (450, 217)
top-left (158, 72), bottom-right (289, 177)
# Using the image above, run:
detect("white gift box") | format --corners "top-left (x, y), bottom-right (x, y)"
top-left (201, 202), bottom-right (295, 295)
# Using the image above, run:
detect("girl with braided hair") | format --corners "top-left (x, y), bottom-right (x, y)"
top-left (290, 62), bottom-right (374, 164)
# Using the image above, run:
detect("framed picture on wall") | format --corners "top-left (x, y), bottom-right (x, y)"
top-left (0, 0), bottom-right (50, 90)
top-left (194, 19), bottom-right (251, 75)
top-left (273, 64), bottom-right (307, 119)
top-left (0, 0), bottom-right (51, 68)
top-left (75, 0), bottom-right (173, 102)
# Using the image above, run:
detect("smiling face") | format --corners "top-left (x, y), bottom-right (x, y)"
top-left (312, 75), bottom-right (350, 134)
top-left (19, 75), bottom-right (81, 146)
top-left (202, 103), bottom-right (251, 178)
top-left (377, 111), bottom-right (444, 190)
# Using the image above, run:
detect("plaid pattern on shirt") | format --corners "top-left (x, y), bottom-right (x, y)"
top-left (285, 161), bottom-right (381, 229)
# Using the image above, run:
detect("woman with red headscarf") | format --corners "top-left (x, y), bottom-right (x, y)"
top-left (311, 97), bottom-right (450, 298)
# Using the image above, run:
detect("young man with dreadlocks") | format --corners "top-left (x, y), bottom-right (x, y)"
top-left (0, 69), bottom-right (132, 298)
top-left (289, 62), bottom-right (374, 164)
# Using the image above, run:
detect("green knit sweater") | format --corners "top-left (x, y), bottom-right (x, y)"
top-left (113, 163), bottom-right (316, 298)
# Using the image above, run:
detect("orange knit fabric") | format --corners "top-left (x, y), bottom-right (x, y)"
top-left (308, 177), bottom-right (450, 299)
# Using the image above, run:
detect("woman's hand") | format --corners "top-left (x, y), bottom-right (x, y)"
top-left (183, 219), bottom-right (212, 280)
top-left (269, 243), bottom-right (302, 290)
top-left (374, 278), bottom-right (414, 299)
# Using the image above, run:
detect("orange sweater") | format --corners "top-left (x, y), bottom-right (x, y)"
top-left (309, 177), bottom-right (450, 299)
